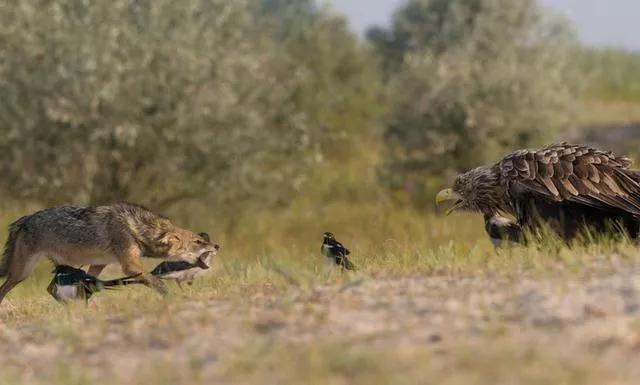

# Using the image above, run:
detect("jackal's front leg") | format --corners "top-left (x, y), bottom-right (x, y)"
top-left (118, 246), bottom-right (168, 295)
top-left (87, 264), bottom-right (106, 277)
top-left (123, 265), bottom-right (168, 296)
top-left (139, 272), bottom-right (168, 295)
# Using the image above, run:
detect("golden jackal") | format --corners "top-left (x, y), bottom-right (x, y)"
top-left (0, 203), bottom-right (219, 305)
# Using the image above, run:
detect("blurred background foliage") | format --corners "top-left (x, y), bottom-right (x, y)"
top-left (369, 0), bottom-right (579, 207)
top-left (0, 0), bottom-right (384, 220)
top-left (0, 0), bottom-right (639, 238)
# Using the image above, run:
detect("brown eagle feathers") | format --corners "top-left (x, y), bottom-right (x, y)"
top-left (500, 143), bottom-right (640, 216)
top-left (437, 142), bottom-right (640, 243)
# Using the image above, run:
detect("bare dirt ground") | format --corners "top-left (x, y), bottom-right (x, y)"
top-left (3, 255), bottom-right (640, 385)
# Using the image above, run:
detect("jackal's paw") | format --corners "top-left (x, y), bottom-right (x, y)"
top-left (149, 277), bottom-right (168, 296)
top-left (137, 274), bottom-right (168, 296)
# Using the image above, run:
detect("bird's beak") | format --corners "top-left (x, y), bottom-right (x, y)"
top-left (435, 188), bottom-right (463, 215)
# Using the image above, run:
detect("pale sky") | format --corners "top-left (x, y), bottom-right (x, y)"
top-left (326, 0), bottom-right (640, 51)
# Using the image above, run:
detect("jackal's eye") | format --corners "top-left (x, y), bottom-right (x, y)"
top-left (195, 239), bottom-right (206, 246)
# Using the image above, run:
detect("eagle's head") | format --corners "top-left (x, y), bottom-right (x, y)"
top-left (436, 165), bottom-right (506, 215)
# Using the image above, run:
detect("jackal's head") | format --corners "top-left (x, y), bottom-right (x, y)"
top-left (158, 229), bottom-right (220, 269)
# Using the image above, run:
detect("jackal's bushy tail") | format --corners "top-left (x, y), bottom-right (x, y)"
top-left (0, 216), bottom-right (28, 277)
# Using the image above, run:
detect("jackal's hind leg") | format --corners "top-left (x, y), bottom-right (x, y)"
top-left (0, 276), bottom-right (24, 306)
top-left (0, 249), bottom-right (41, 306)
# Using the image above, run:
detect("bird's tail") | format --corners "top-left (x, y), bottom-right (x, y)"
top-left (102, 274), bottom-right (145, 288)
top-left (342, 257), bottom-right (356, 271)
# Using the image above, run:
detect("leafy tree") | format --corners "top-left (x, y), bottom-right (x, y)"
top-left (0, 0), bottom-right (384, 217)
top-left (369, 0), bottom-right (578, 207)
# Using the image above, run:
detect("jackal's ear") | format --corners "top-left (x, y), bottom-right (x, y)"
top-left (158, 232), bottom-right (180, 248)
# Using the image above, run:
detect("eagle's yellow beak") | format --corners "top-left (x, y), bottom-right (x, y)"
top-left (435, 188), bottom-right (463, 215)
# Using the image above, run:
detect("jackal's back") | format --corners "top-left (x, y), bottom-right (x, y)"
top-left (0, 203), bottom-right (216, 279)
top-left (0, 203), bottom-right (167, 271)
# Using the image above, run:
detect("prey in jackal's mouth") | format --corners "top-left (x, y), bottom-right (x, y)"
top-left (151, 232), bottom-right (219, 289)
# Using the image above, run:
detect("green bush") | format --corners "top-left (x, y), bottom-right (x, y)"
top-left (0, 0), bottom-right (384, 216)
top-left (577, 48), bottom-right (640, 102)
top-left (368, 0), bottom-right (579, 208)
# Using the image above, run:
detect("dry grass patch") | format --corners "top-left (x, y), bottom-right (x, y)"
top-left (2, 208), bottom-right (640, 384)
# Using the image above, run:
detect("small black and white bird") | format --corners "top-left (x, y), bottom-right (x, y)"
top-left (484, 215), bottom-right (523, 248)
top-left (47, 265), bottom-right (144, 304)
top-left (321, 231), bottom-right (355, 270)
top-left (150, 232), bottom-right (218, 289)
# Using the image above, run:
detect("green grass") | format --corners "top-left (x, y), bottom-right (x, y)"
top-left (2, 203), bottom-right (640, 384)
top-left (1, 202), bottom-right (636, 319)
top-left (579, 48), bottom-right (640, 103)
top-left (573, 47), bottom-right (640, 128)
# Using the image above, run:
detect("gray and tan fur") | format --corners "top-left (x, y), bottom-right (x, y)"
top-left (0, 203), bottom-right (219, 305)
